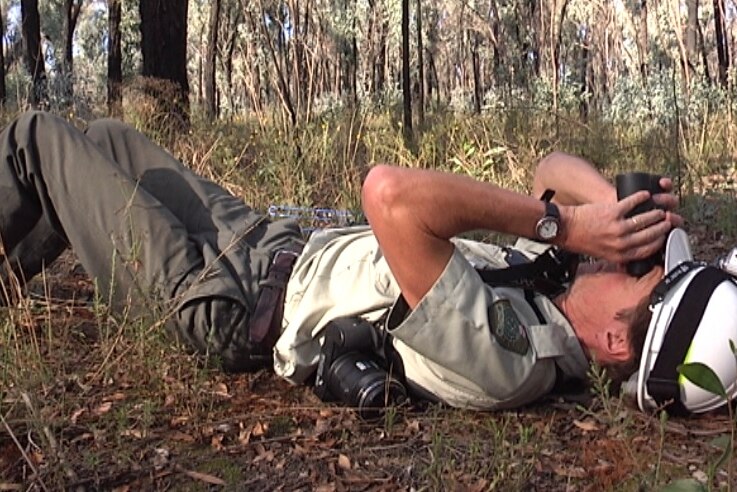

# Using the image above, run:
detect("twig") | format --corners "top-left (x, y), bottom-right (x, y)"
top-left (0, 410), bottom-right (48, 492)
top-left (20, 392), bottom-right (79, 483)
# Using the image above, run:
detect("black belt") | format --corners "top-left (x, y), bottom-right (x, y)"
top-left (249, 247), bottom-right (302, 348)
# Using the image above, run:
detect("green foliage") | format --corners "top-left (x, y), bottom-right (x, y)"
top-left (677, 362), bottom-right (727, 399)
top-left (660, 478), bottom-right (708, 492)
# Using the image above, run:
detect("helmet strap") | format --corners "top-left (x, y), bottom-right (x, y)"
top-left (647, 266), bottom-right (734, 415)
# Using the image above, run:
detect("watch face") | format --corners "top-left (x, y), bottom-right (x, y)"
top-left (537, 218), bottom-right (559, 240)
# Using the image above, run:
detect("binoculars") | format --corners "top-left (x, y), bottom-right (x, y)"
top-left (615, 172), bottom-right (665, 277)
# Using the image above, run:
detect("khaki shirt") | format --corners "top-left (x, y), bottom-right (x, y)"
top-left (273, 226), bottom-right (589, 410)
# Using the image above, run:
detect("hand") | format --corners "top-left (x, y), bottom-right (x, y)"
top-left (559, 191), bottom-right (675, 264)
top-left (652, 177), bottom-right (684, 228)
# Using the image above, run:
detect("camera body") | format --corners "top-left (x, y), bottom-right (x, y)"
top-left (615, 172), bottom-right (666, 276)
top-left (314, 317), bottom-right (407, 420)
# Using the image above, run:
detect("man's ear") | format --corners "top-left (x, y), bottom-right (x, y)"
top-left (604, 325), bottom-right (631, 362)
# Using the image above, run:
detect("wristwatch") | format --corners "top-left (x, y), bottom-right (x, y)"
top-left (535, 189), bottom-right (561, 242)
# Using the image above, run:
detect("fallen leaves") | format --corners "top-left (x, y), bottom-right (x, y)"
top-left (573, 419), bottom-right (600, 432)
top-left (337, 453), bottom-right (351, 470)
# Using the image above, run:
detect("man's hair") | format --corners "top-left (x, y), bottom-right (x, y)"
top-left (602, 294), bottom-right (653, 385)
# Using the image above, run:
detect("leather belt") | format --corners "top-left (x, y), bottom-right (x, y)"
top-left (249, 247), bottom-right (302, 348)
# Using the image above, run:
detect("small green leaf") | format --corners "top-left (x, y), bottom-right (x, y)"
top-left (707, 434), bottom-right (732, 477)
top-left (709, 434), bottom-right (731, 450)
top-left (677, 362), bottom-right (727, 398)
top-left (730, 339), bottom-right (737, 356)
top-left (660, 478), bottom-right (708, 492)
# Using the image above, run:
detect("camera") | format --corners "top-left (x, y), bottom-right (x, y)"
top-left (616, 172), bottom-right (665, 277)
top-left (314, 317), bottom-right (407, 421)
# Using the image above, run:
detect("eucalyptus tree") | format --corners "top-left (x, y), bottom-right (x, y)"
top-left (401, 0), bottom-right (410, 139)
top-left (62, 0), bottom-right (83, 104)
top-left (0, 5), bottom-right (6, 106)
top-left (20, 0), bottom-right (46, 107)
top-left (107, 0), bottom-right (122, 115)
top-left (220, 1), bottom-right (243, 115)
top-left (203, 0), bottom-right (220, 120)
top-left (140, 0), bottom-right (190, 125)
top-left (713, 0), bottom-right (728, 86)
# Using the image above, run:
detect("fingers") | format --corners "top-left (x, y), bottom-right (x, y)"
top-left (666, 211), bottom-right (685, 228)
top-left (652, 190), bottom-right (678, 211)
top-left (627, 208), bottom-right (665, 232)
top-left (658, 176), bottom-right (673, 193)
top-left (616, 211), bottom-right (672, 263)
top-left (616, 190), bottom-right (652, 216)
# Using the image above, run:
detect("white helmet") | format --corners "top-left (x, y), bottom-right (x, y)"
top-left (636, 228), bottom-right (737, 414)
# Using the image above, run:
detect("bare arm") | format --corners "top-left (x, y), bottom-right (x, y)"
top-left (362, 165), bottom-right (673, 308)
top-left (532, 151), bottom-right (682, 216)
top-left (532, 152), bottom-right (617, 205)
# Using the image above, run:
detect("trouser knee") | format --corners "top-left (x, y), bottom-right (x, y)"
top-left (171, 296), bottom-right (271, 372)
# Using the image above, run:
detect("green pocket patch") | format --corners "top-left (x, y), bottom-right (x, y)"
top-left (489, 299), bottom-right (530, 355)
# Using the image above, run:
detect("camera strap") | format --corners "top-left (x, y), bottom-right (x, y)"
top-left (475, 247), bottom-right (579, 323)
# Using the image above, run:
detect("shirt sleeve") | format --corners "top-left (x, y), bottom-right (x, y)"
top-left (385, 247), bottom-right (560, 409)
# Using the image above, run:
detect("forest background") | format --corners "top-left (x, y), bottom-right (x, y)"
top-left (2, 0), bottom-right (737, 490)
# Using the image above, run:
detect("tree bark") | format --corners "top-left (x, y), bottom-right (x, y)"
top-left (713, 0), bottom-right (729, 86)
top-left (471, 34), bottom-right (481, 114)
top-left (204, 0), bottom-right (221, 121)
top-left (140, 0), bottom-right (190, 125)
top-left (401, 0), bottom-right (412, 144)
top-left (62, 0), bottom-right (83, 106)
top-left (416, 0), bottom-right (424, 125)
top-left (20, 0), bottom-right (46, 108)
top-left (0, 7), bottom-right (7, 106)
top-left (685, 0), bottom-right (698, 77)
top-left (223, 6), bottom-right (242, 113)
top-left (637, 0), bottom-right (648, 81)
top-left (375, 3), bottom-right (388, 95)
top-left (107, 0), bottom-right (123, 116)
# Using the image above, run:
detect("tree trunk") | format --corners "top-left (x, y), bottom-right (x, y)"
top-left (376, 5), bottom-right (388, 95)
top-left (637, 0), bottom-right (648, 81)
top-left (140, 0), bottom-right (190, 126)
top-left (551, 0), bottom-right (570, 114)
top-left (0, 7), bottom-right (7, 106)
top-left (223, 6), bottom-right (242, 114)
top-left (107, 0), bottom-right (123, 116)
top-left (489, 0), bottom-right (502, 87)
top-left (401, 0), bottom-right (412, 144)
top-left (697, 19), bottom-right (711, 83)
top-left (20, 0), bottom-right (46, 108)
top-left (685, 0), bottom-right (698, 76)
top-left (204, 0), bottom-right (220, 121)
top-left (471, 35), bottom-right (481, 114)
top-left (290, 0), bottom-right (310, 115)
top-left (714, 0), bottom-right (729, 87)
top-left (416, 0), bottom-right (424, 125)
top-left (63, 0), bottom-right (83, 106)
top-left (248, 1), bottom-right (296, 126)
top-left (578, 26), bottom-right (590, 120)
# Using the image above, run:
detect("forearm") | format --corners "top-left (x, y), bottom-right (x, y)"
top-left (532, 152), bottom-right (616, 205)
top-left (365, 165), bottom-right (549, 242)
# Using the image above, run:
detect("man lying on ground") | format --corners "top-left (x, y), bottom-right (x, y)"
top-left (0, 111), bottom-right (681, 410)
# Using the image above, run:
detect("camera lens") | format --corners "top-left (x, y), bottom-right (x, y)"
top-left (615, 172), bottom-right (665, 276)
top-left (326, 352), bottom-right (407, 420)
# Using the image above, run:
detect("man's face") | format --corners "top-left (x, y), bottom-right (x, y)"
top-left (564, 261), bottom-right (663, 364)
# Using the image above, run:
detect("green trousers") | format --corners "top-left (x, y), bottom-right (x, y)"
top-left (0, 111), bottom-right (302, 371)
